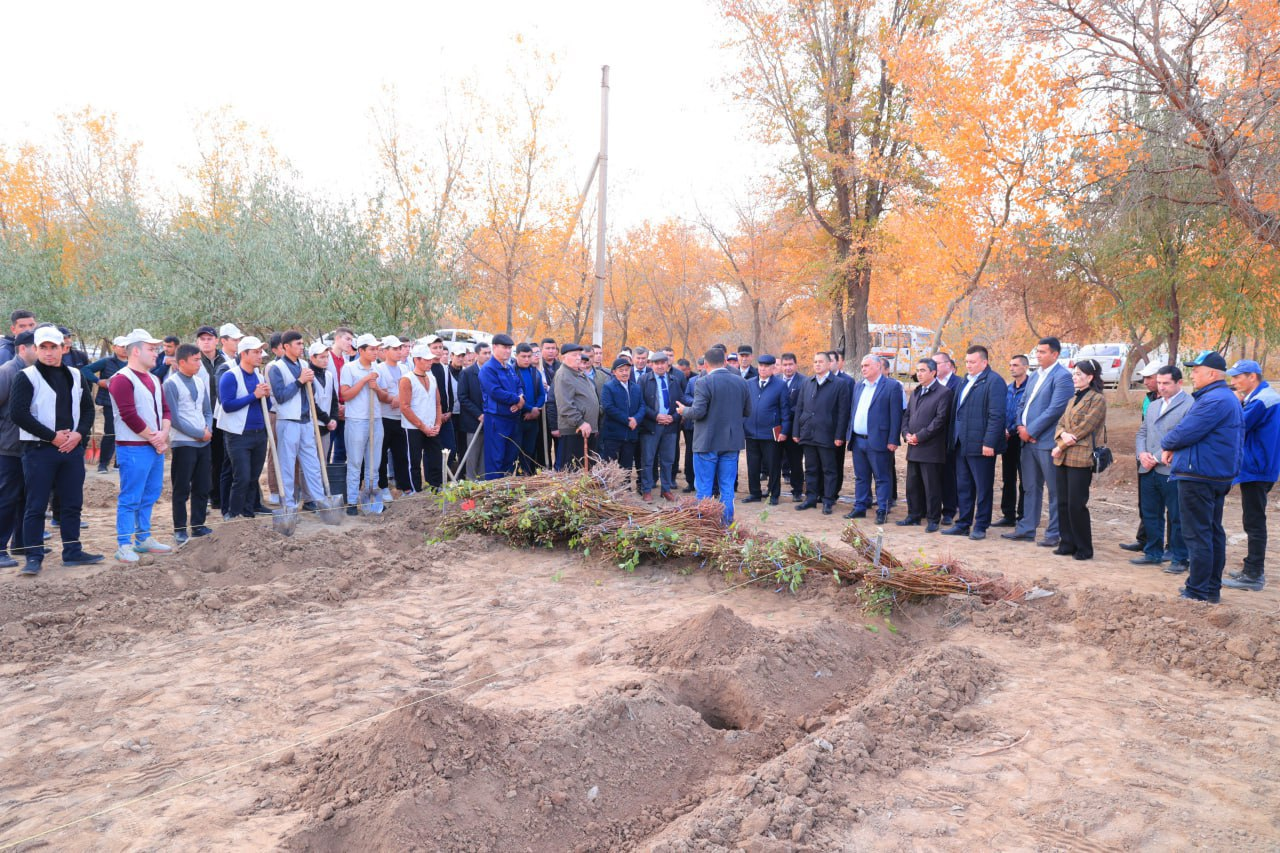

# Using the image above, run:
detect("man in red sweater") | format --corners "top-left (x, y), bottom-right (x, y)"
top-left (109, 329), bottom-right (174, 564)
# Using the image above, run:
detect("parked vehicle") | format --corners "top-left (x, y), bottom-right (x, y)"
top-left (434, 328), bottom-right (493, 347)
top-left (1026, 342), bottom-right (1079, 372)
top-left (1068, 342), bottom-right (1155, 387)
top-left (869, 324), bottom-right (935, 375)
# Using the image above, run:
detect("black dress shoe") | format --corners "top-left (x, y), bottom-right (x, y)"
top-left (1037, 538), bottom-right (1060, 548)
top-left (192, 526), bottom-right (214, 537)
top-left (1179, 588), bottom-right (1220, 604)
top-left (1164, 561), bottom-right (1189, 574)
top-left (941, 516), bottom-right (954, 527)
top-left (768, 497), bottom-right (779, 506)
top-left (795, 500), bottom-right (817, 511)
top-left (991, 517), bottom-right (1017, 528)
top-left (1072, 552), bottom-right (1092, 561)
top-left (1052, 546), bottom-right (1075, 556)
top-left (19, 558), bottom-right (41, 576)
top-left (1222, 575), bottom-right (1265, 591)
top-left (682, 486), bottom-right (696, 493)
top-left (346, 506), bottom-right (359, 517)
top-left (1129, 556), bottom-right (1163, 566)
top-left (822, 503), bottom-right (833, 515)
top-left (1000, 531), bottom-right (1035, 541)
top-left (742, 495), bottom-right (762, 503)
top-left (0, 555), bottom-right (16, 569)
top-left (875, 511), bottom-right (887, 525)
top-left (969, 530), bottom-right (986, 540)
top-left (896, 518), bottom-right (921, 527)
top-left (925, 521), bottom-right (940, 533)
top-left (62, 551), bottom-right (104, 565)
top-left (1118, 542), bottom-right (1143, 552)
top-left (846, 509), bottom-right (867, 519)
top-left (941, 525), bottom-right (969, 536)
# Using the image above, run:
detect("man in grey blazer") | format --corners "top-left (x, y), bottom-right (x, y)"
top-left (1002, 337), bottom-right (1074, 546)
top-left (677, 347), bottom-right (751, 524)
top-left (1132, 364), bottom-right (1193, 568)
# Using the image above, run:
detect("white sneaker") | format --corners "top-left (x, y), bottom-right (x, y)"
top-left (265, 493), bottom-right (280, 506)
top-left (134, 537), bottom-right (173, 554)
top-left (379, 488), bottom-right (394, 503)
top-left (115, 546), bottom-right (140, 563)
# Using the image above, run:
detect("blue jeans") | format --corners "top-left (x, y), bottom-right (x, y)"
top-left (277, 419), bottom-right (327, 509)
top-left (116, 444), bottom-right (166, 547)
top-left (1139, 471), bottom-right (1185, 562)
top-left (1178, 478), bottom-right (1230, 600)
top-left (694, 451), bottom-right (739, 524)
top-left (640, 428), bottom-right (678, 494)
top-left (344, 417), bottom-right (383, 501)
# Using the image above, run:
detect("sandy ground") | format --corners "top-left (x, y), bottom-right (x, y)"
top-left (0, 398), bottom-right (1277, 851)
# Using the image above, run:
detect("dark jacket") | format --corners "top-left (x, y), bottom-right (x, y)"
top-left (848, 375), bottom-right (904, 451)
top-left (904, 381), bottom-right (953, 464)
top-left (951, 367), bottom-right (1008, 455)
top-left (457, 362), bottom-right (485, 435)
top-left (0, 336), bottom-right (14, 368)
top-left (1161, 379), bottom-right (1243, 484)
top-left (639, 370), bottom-right (682, 434)
top-left (1005, 376), bottom-right (1029, 433)
top-left (686, 367), bottom-right (751, 454)
top-left (515, 364), bottom-right (547, 416)
top-left (82, 355), bottom-right (127, 407)
top-left (744, 375), bottom-right (792, 440)
top-left (680, 373), bottom-right (699, 430)
top-left (792, 374), bottom-right (851, 447)
top-left (779, 372), bottom-right (804, 434)
top-left (601, 376), bottom-right (646, 443)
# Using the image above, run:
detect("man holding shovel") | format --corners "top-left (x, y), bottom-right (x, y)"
top-left (108, 329), bottom-right (174, 563)
top-left (218, 336), bottom-right (273, 520)
top-left (268, 331), bottom-right (331, 520)
top-left (341, 334), bottom-right (384, 515)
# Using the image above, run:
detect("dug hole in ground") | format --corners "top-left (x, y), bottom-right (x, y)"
top-left (0, 400), bottom-right (1276, 852)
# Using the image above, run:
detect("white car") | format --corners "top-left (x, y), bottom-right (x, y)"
top-left (1068, 343), bottom-right (1150, 387)
top-left (433, 328), bottom-right (493, 347)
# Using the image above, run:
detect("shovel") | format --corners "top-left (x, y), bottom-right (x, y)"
top-left (260, 377), bottom-right (298, 536)
top-left (358, 388), bottom-right (383, 515)
top-left (448, 426), bottom-right (482, 483)
top-left (306, 383), bottom-right (345, 525)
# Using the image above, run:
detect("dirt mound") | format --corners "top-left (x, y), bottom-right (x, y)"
top-left (634, 603), bottom-right (769, 668)
top-left (956, 587), bottom-right (1280, 692)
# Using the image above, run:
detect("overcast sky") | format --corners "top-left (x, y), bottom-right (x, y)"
top-left (2, 0), bottom-right (777, 228)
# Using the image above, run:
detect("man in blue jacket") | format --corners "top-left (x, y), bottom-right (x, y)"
top-left (513, 343), bottom-right (547, 475)
top-left (638, 351), bottom-right (682, 501)
top-left (1160, 351), bottom-right (1243, 603)
top-left (1222, 359), bottom-right (1280, 591)
top-left (845, 354), bottom-right (903, 524)
top-left (479, 334), bottom-right (524, 480)
top-left (1004, 337), bottom-right (1075, 547)
top-left (600, 359), bottom-right (645, 468)
top-left (743, 355), bottom-right (792, 506)
top-left (943, 346), bottom-right (1008, 540)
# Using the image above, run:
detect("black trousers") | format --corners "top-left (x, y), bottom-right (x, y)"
top-left (219, 431), bottom-right (235, 511)
top-left (98, 404), bottom-right (116, 469)
top-left (1238, 480), bottom-right (1272, 578)
top-left (1134, 461), bottom-right (1147, 544)
top-left (745, 437), bottom-right (782, 499)
top-left (802, 443), bottom-right (839, 505)
top-left (906, 460), bottom-right (943, 522)
top-left (171, 444), bottom-right (212, 532)
top-left (558, 433), bottom-right (598, 471)
top-left (405, 428), bottom-right (443, 492)
top-left (1055, 464), bottom-right (1094, 558)
top-left (21, 443), bottom-right (85, 562)
top-left (0, 454), bottom-right (26, 555)
top-left (834, 443), bottom-right (848, 495)
top-left (1000, 434), bottom-right (1025, 521)
top-left (682, 429), bottom-right (695, 488)
top-left (782, 438), bottom-right (804, 497)
top-left (208, 425), bottom-right (225, 508)
top-left (601, 437), bottom-right (637, 470)
top-left (379, 417), bottom-right (409, 490)
top-left (225, 429), bottom-right (267, 519)
top-left (941, 451), bottom-right (958, 518)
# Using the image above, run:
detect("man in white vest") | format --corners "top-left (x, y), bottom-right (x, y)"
top-left (163, 343), bottom-right (214, 546)
top-left (268, 330), bottom-right (329, 514)
top-left (217, 336), bottom-right (273, 520)
top-left (340, 334), bottom-right (384, 516)
top-left (8, 325), bottom-right (103, 575)
top-left (108, 329), bottom-right (174, 563)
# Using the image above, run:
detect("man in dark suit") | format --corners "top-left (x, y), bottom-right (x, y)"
top-left (778, 352), bottom-right (805, 501)
top-left (456, 342), bottom-right (488, 480)
top-left (933, 351), bottom-right (965, 524)
top-left (679, 360), bottom-right (702, 492)
top-left (676, 347), bottom-right (751, 524)
top-left (829, 350), bottom-right (856, 497)
top-left (743, 355), bottom-right (791, 505)
top-left (898, 358), bottom-right (953, 532)
top-left (638, 351), bottom-right (681, 501)
top-left (536, 338), bottom-right (560, 470)
top-left (845, 354), bottom-right (904, 524)
top-left (791, 352), bottom-right (851, 514)
top-left (737, 345), bottom-right (759, 381)
top-left (942, 346), bottom-right (1008, 539)
top-left (600, 358), bottom-right (645, 468)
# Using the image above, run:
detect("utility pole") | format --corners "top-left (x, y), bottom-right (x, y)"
top-left (591, 65), bottom-right (609, 349)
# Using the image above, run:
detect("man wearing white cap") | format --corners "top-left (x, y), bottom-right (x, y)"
top-left (340, 334), bottom-right (384, 514)
top-left (9, 326), bottom-right (103, 574)
top-left (267, 330), bottom-right (330, 514)
top-left (81, 335), bottom-right (130, 473)
top-left (218, 336), bottom-right (273, 520)
top-left (375, 335), bottom-right (408, 501)
top-left (307, 341), bottom-right (339, 461)
top-left (399, 344), bottom-right (443, 492)
top-left (164, 343), bottom-right (215, 545)
top-left (108, 329), bottom-right (174, 563)
top-left (211, 323), bottom-right (244, 511)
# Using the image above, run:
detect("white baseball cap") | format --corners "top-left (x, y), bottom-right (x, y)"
top-left (307, 340), bottom-right (329, 357)
top-left (1139, 361), bottom-right (1162, 378)
top-left (410, 344), bottom-right (437, 361)
top-left (237, 336), bottom-right (266, 353)
top-left (354, 333), bottom-right (380, 349)
top-left (112, 335), bottom-right (130, 347)
top-left (123, 328), bottom-right (162, 346)
top-left (380, 334), bottom-right (403, 348)
top-left (421, 334), bottom-right (441, 345)
top-left (218, 323), bottom-right (243, 339)
top-left (34, 327), bottom-right (64, 347)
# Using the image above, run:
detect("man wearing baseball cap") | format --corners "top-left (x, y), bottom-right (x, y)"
top-left (1222, 359), bottom-right (1280, 591)
top-left (1159, 351), bottom-right (1243, 602)
top-left (9, 326), bottom-right (103, 574)
top-left (0, 330), bottom-right (38, 568)
top-left (340, 334), bottom-right (385, 513)
top-left (1119, 361), bottom-right (1168, 554)
top-left (375, 335), bottom-right (408, 500)
top-left (398, 344), bottom-right (442, 491)
top-left (109, 329), bottom-right (174, 562)
top-left (194, 326), bottom-right (227, 512)
top-left (81, 335), bottom-right (130, 473)
top-left (218, 336), bottom-right (273, 520)
top-left (307, 340), bottom-right (339, 463)
top-left (267, 330), bottom-right (331, 515)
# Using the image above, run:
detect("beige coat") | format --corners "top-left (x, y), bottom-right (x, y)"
top-left (1053, 389), bottom-right (1106, 468)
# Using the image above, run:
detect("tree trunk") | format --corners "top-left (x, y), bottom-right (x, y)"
top-left (842, 255), bottom-right (871, 360)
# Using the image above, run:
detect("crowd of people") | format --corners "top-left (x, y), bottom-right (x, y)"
top-left (0, 309), bottom-right (1275, 605)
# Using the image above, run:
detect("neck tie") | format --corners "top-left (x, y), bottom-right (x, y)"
top-left (761, 380), bottom-right (767, 389)
top-left (660, 377), bottom-right (669, 411)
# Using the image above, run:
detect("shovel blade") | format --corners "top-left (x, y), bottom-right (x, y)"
top-left (317, 496), bottom-right (345, 525)
top-left (272, 507), bottom-right (298, 537)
